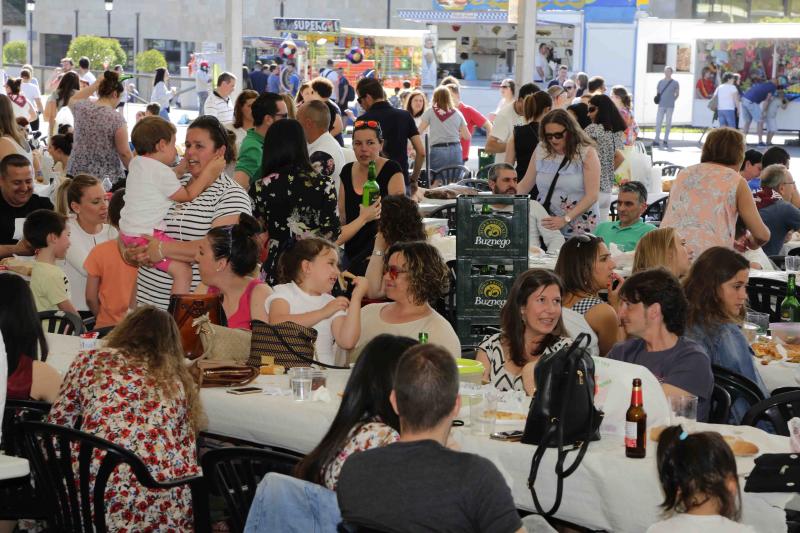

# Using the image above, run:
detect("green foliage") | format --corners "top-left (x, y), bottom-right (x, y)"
top-left (760, 16), bottom-right (800, 22)
top-left (67, 35), bottom-right (127, 70)
top-left (135, 49), bottom-right (168, 73)
top-left (3, 40), bottom-right (26, 65)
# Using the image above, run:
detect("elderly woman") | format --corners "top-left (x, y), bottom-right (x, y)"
top-left (67, 71), bottom-right (132, 183)
top-left (662, 127), bottom-right (770, 259)
top-left (349, 241), bottom-right (460, 361)
top-left (132, 115), bottom-right (252, 310)
top-left (194, 214), bottom-right (271, 330)
top-left (48, 306), bottom-right (203, 531)
top-left (755, 164), bottom-right (800, 256)
top-left (54, 175), bottom-right (117, 316)
top-left (477, 269), bottom-right (571, 396)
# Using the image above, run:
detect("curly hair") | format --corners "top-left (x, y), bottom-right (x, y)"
top-left (378, 195), bottom-right (426, 246)
top-left (539, 108), bottom-right (595, 163)
top-left (385, 241), bottom-right (449, 305)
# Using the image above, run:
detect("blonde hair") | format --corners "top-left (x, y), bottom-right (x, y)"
top-left (282, 93), bottom-right (297, 119)
top-left (104, 306), bottom-right (206, 433)
top-left (431, 86), bottom-right (454, 112)
top-left (54, 174), bottom-right (100, 216)
top-left (0, 95), bottom-right (26, 146)
top-left (633, 227), bottom-right (679, 275)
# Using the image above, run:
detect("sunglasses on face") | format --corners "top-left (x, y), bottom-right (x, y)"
top-left (500, 85), bottom-right (510, 89)
top-left (544, 129), bottom-right (567, 140)
top-left (564, 84), bottom-right (575, 89)
top-left (384, 265), bottom-right (408, 280)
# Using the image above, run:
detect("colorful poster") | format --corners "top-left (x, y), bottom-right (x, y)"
top-left (537, 0), bottom-right (648, 9)
top-left (432, 0), bottom-right (509, 11)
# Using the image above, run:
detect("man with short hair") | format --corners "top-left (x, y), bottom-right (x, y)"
top-left (485, 82), bottom-right (540, 162)
top-left (308, 77), bottom-right (344, 144)
top-left (266, 64), bottom-right (281, 94)
top-left (298, 100), bottom-right (344, 193)
top-left (356, 77), bottom-right (425, 186)
top-left (587, 75), bottom-right (606, 95)
top-left (459, 52), bottom-right (477, 81)
top-left (203, 72), bottom-right (237, 126)
top-left (488, 163), bottom-right (564, 253)
top-left (741, 148), bottom-right (763, 191)
top-left (321, 59), bottom-right (340, 102)
top-left (0, 154), bottom-right (53, 257)
top-left (653, 66), bottom-right (680, 148)
top-left (337, 344), bottom-right (524, 533)
top-left (755, 164), bottom-right (800, 256)
top-left (284, 62), bottom-right (300, 96)
top-left (20, 69), bottom-right (43, 130)
top-left (535, 43), bottom-right (550, 83)
top-left (336, 67), bottom-right (352, 110)
top-left (195, 60), bottom-right (211, 112)
top-left (78, 56), bottom-right (95, 86)
top-left (594, 181), bottom-right (656, 252)
top-left (233, 92), bottom-right (287, 188)
top-left (609, 268), bottom-right (713, 421)
top-left (250, 63), bottom-right (269, 94)
top-left (548, 65), bottom-right (569, 88)
top-left (443, 83), bottom-right (492, 163)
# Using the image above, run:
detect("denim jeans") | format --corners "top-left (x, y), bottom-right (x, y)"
top-left (718, 109), bottom-right (737, 128)
top-left (429, 143), bottom-right (462, 173)
top-left (244, 473), bottom-right (341, 533)
top-left (197, 91), bottom-right (209, 113)
top-left (654, 106), bottom-right (674, 143)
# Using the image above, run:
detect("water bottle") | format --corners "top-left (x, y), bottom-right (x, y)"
top-left (102, 177), bottom-right (113, 192)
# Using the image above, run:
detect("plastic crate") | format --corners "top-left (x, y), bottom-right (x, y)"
top-left (455, 196), bottom-right (529, 258)
top-left (456, 316), bottom-right (502, 348)
top-left (456, 258), bottom-right (528, 317)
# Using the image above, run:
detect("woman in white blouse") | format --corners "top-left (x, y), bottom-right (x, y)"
top-left (150, 67), bottom-right (176, 121)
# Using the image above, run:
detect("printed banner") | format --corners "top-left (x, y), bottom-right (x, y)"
top-left (272, 18), bottom-right (340, 33)
top-left (432, 0), bottom-right (509, 11)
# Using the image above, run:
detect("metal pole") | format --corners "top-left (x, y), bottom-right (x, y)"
top-left (107, 11), bottom-right (111, 37)
top-left (280, 1), bottom-right (284, 17)
top-left (134, 12), bottom-right (140, 92)
top-left (28, 11), bottom-right (33, 64)
top-left (387, 0), bottom-right (391, 29)
top-left (74, 10), bottom-right (78, 38)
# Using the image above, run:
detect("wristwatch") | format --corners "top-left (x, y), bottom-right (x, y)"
top-left (563, 214), bottom-right (572, 224)
top-left (372, 249), bottom-right (384, 257)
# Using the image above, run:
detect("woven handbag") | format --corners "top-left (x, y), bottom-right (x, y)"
top-left (193, 314), bottom-right (252, 364)
top-left (249, 320), bottom-right (348, 369)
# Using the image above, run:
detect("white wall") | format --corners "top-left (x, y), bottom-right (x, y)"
top-left (583, 23), bottom-right (635, 88)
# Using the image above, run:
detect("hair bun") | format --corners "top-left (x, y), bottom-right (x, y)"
top-left (233, 213), bottom-right (261, 240)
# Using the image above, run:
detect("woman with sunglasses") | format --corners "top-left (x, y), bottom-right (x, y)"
top-left (418, 86), bottom-right (470, 173)
top-left (555, 234), bottom-right (622, 356)
top-left (517, 109), bottom-right (601, 237)
top-left (337, 120), bottom-right (405, 276)
top-left (349, 241), bottom-right (460, 362)
top-left (489, 78), bottom-right (515, 121)
top-left (563, 79), bottom-right (577, 103)
top-left (586, 94), bottom-right (627, 222)
top-left (505, 91), bottom-right (552, 176)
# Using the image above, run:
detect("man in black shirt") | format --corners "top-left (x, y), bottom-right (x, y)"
top-left (356, 77), bottom-right (425, 187)
top-left (337, 344), bottom-right (523, 533)
top-left (0, 154), bottom-right (52, 258)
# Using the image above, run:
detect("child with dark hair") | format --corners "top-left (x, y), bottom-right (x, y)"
top-left (23, 209), bottom-right (77, 314)
top-left (84, 189), bottom-right (138, 328)
top-left (648, 425), bottom-right (755, 532)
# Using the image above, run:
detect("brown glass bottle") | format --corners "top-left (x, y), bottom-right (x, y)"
top-left (625, 378), bottom-right (647, 458)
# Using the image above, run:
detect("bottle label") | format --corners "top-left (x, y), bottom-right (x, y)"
top-left (624, 421), bottom-right (639, 448)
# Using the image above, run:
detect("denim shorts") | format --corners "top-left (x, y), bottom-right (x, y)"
top-left (741, 98), bottom-right (762, 122)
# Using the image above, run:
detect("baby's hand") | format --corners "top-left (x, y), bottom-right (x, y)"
top-left (174, 157), bottom-right (189, 176)
top-left (350, 276), bottom-right (369, 300)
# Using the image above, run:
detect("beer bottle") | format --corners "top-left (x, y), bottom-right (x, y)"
top-left (418, 332), bottom-right (429, 344)
top-left (625, 378), bottom-right (647, 458)
top-left (781, 273), bottom-right (800, 322)
top-left (479, 264), bottom-right (491, 275)
top-left (362, 161), bottom-right (380, 207)
top-left (481, 203), bottom-right (492, 215)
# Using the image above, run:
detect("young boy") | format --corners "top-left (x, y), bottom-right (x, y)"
top-left (84, 189), bottom-right (138, 328)
top-left (23, 209), bottom-right (78, 314)
top-left (118, 116), bottom-right (224, 294)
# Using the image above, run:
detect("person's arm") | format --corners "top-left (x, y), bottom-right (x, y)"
top-left (330, 113), bottom-right (344, 138)
top-left (536, 65), bottom-right (545, 80)
top-left (336, 198), bottom-right (380, 246)
top-left (409, 135), bottom-right (425, 183)
top-left (170, 156), bottom-right (225, 202)
top-left (459, 122), bottom-right (471, 141)
top-left (268, 296), bottom-right (348, 328)
top-left (43, 98), bottom-right (56, 132)
top-left (69, 78), bottom-right (101, 105)
top-left (331, 276), bottom-right (368, 349)
top-left (475, 347), bottom-right (492, 383)
top-left (85, 274), bottom-right (101, 318)
top-left (583, 303), bottom-right (620, 356)
top-left (613, 149), bottom-right (625, 170)
top-left (736, 178), bottom-right (770, 247)
top-left (417, 119), bottom-right (429, 135)
top-left (114, 125), bottom-right (133, 169)
top-left (481, 119), bottom-right (493, 136)
top-left (365, 232), bottom-right (387, 299)
top-left (30, 360), bottom-right (62, 404)
top-left (504, 131), bottom-right (516, 165)
top-left (531, 202), bottom-right (565, 253)
top-left (249, 284), bottom-right (272, 324)
top-left (34, 96), bottom-right (43, 114)
top-left (516, 148), bottom-right (539, 195)
top-left (543, 146), bottom-right (601, 230)
top-left (56, 298), bottom-right (80, 316)
top-left (387, 171), bottom-right (405, 196)
top-left (484, 135), bottom-right (507, 154)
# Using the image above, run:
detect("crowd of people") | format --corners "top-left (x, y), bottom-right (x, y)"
top-left (0, 52), bottom-right (792, 532)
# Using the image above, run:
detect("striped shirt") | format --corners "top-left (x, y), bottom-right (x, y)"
top-left (136, 174), bottom-right (252, 310)
top-left (202, 92), bottom-right (234, 126)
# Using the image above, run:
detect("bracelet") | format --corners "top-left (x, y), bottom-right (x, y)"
top-left (157, 241), bottom-right (165, 262)
top-left (372, 249), bottom-right (384, 257)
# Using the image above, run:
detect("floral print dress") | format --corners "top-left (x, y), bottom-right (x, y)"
top-left (584, 124), bottom-right (625, 194)
top-left (321, 418), bottom-right (399, 490)
top-left (250, 164), bottom-right (340, 285)
top-left (67, 99), bottom-right (128, 183)
top-left (48, 349), bottom-right (199, 532)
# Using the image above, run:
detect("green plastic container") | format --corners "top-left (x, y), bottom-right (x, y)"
top-left (455, 196), bottom-right (529, 258)
top-left (456, 358), bottom-right (485, 384)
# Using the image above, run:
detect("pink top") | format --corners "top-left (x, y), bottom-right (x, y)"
top-left (208, 278), bottom-right (263, 330)
top-left (661, 163), bottom-right (740, 259)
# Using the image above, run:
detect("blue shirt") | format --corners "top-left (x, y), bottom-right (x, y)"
top-left (748, 178), bottom-right (761, 192)
top-left (250, 70), bottom-right (268, 94)
top-left (460, 60), bottom-right (477, 81)
top-left (744, 82), bottom-right (777, 104)
top-left (758, 200), bottom-right (800, 256)
top-left (267, 73), bottom-right (281, 94)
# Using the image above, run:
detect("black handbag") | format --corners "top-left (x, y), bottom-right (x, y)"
top-left (522, 333), bottom-right (604, 517)
top-left (653, 79), bottom-right (673, 105)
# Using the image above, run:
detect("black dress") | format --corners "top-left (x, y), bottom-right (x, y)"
top-left (513, 122), bottom-right (539, 177)
top-left (340, 159), bottom-right (402, 275)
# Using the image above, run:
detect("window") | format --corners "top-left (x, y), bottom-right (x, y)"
top-left (751, 0), bottom-right (786, 18)
top-left (41, 34), bottom-right (71, 69)
top-left (3, 0), bottom-right (24, 26)
top-left (694, 0), bottom-right (750, 21)
top-left (144, 39), bottom-right (195, 74)
top-left (646, 44), bottom-right (691, 73)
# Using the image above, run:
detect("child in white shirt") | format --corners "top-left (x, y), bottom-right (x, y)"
top-left (266, 237), bottom-right (367, 366)
top-left (119, 116), bottom-right (224, 293)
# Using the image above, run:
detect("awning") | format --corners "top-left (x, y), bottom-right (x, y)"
top-left (396, 9), bottom-right (510, 23)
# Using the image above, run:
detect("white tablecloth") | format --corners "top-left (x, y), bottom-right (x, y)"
top-left (0, 454), bottom-right (29, 480)
top-left (44, 333), bottom-right (797, 532)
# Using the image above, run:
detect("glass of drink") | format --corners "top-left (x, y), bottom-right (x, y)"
top-left (469, 389), bottom-right (498, 436)
top-left (745, 310), bottom-right (770, 336)
top-left (786, 256), bottom-right (800, 273)
top-left (668, 394), bottom-right (698, 424)
top-left (289, 367), bottom-right (314, 401)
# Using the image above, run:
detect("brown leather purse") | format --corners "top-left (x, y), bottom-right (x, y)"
top-left (168, 293), bottom-right (223, 359)
top-left (190, 360), bottom-right (259, 388)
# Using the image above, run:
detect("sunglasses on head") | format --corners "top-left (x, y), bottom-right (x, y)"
top-left (384, 265), bottom-right (408, 280)
top-left (354, 120), bottom-right (379, 128)
top-left (574, 233), bottom-right (599, 247)
top-left (544, 129), bottom-right (567, 140)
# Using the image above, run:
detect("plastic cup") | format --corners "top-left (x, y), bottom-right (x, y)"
top-left (288, 367), bottom-right (314, 401)
top-left (469, 390), bottom-right (498, 436)
top-left (745, 310), bottom-right (770, 336)
top-left (786, 256), bottom-right (800, 273)
top-left (669, 394), bottom-right (698, 424)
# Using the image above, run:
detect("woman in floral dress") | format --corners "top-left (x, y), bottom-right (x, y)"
top-left (250, 119), bottom-right (340, 285)
top-left (48, 306), bottom-right (205, 531)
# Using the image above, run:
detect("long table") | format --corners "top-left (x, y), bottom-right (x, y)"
top-left (44, 333), bottom-right (797, 532)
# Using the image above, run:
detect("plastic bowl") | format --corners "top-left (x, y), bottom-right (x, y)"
top-left (769, 322), bottom-right (800, 345)
top-left (457, 358), bottom-right (485, 385)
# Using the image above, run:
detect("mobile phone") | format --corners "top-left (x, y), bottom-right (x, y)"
top-left (490, 430), bottom-right (524, 442)
top-left (226, 386), bottom-right (263, 395)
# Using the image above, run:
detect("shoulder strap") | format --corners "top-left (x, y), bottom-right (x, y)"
top-left (657, 79), bottom-right (673, 98)
top-left (541, 155), bottom-right (571, 214)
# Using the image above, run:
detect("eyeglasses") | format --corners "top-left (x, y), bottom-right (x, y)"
top-left (588, 106), bottom-right (597, 113)
top-left (354, 120), bottom-right (379, 128)
top-left (544, 129), bottom-right (567, 140)
top-left (785, 181), bottom-right (796, 186)
top-left (384, 265), bottom-right (408, 280)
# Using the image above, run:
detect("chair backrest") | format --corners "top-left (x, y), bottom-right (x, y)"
top-left (20, 420), bottom-right (210, 533)
top-left (427, 204), bottom-right (458, 236)
top-left (746, 278), bottom-right (787, 323)
top-left (456, 178), bottom-right (491, 192)
top-left (643, 195), bottom-right (669, 225)
top-left (651, 160), bottom-right (675, 168)
top-left (38, 310), bottom-right (86, 336)
top-left (608, 200), bottom-right (619, 221)
top-left (661, 165), bottom-right (684, 177)
top-left (741, 390), bottom-right (800, 436)
top-left (430, 165), bottom-right (471, 186)
top-left (200, 446), bottom-right (302, 533)
top-left (433, 260), bottom-right (457, 329)
top-left (712, 364), bottom-right (766, 418)
top-left (789, 247), bottom-right (800, 257)
top-left (708, 383), bottom-right (732, 425)
top-left (1, 400), bottom-right (51, 457)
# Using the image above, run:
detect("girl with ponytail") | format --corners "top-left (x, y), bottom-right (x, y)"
top-left (505, 90), bottom-right (553, 175)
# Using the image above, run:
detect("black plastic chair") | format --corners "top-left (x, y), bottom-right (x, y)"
top-left (433, 260), bottom-right (457, 329)
top-left (456, 178), bottom-right (491, 192)
top-left (707, 383), bottom-right (732, 425)
top-left (39, 310), bottom-right (86, 336)
top-left (20, 420), bottom-right (211, 533)
top-left (201, 446), bottom-right (302, 533)
top-left (608, 200), bottom-right (619, 221)
top-left (712, 364), bottom-right (767, 419)
top-left (789, 247), bottom-right (800, 257)
top-left (661, 165), bottom-right (684, 177)
top-left (770, 256), bottom-right (786, 270)
top-left (651, 160), bottom-right (675, 168)
top-left (746, 277), bottom-right (787, 323)
top-left (427, 204), bottom-right (458, 236)
top-left (430, 165), bottom-right (471, 187)
top-left (642, 195), bottom-right (669, 225)
top-left (741, 390), bottom-right (800, 436)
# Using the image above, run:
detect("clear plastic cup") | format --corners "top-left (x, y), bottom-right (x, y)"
top-left (289, 367), bottom-right (314, 401)
top-left (469, 390), bottom-right (498, 436)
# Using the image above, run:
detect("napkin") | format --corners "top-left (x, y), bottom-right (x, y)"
top-left (789, 418), bottom-right (800, 452)
top-left (311, 386), bottom-right (332, 403)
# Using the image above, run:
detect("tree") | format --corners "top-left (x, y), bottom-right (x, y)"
top-left (135, 49), bottom-right (167, 74)
top-left (67, 35), bottom-right (127, 71)
top-left (3, 41), bottom-right (26, 65)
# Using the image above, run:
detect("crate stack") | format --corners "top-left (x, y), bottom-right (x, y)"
top-left (455, 195), bottom-right (529, 347)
